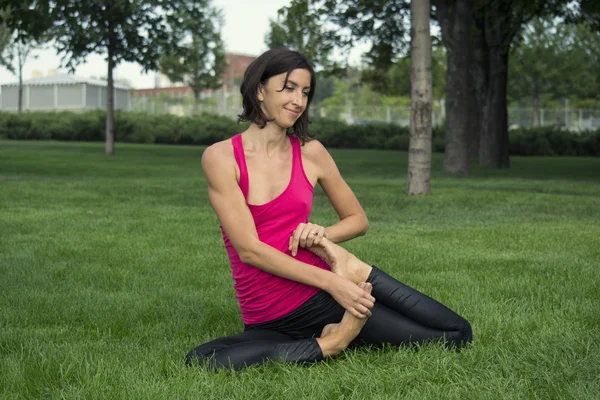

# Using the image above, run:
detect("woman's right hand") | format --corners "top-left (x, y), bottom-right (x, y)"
top-left (327, 275), bottom-right (375, 319)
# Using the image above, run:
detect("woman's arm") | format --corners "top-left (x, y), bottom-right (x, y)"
top-left (201, 142), bottom-right (374, 318)
top-left (304, 140), bottom-right (369, 243)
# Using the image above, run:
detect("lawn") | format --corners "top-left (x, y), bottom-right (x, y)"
top-left (1, 140), bottom-right (599, 399)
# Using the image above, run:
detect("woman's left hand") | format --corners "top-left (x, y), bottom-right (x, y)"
top-left (288, 222), bottom-right (327, 256)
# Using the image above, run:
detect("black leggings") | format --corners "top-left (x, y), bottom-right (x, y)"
top-left (185, 266), bottom-right (472, 371)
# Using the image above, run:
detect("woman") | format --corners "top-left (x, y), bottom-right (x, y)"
top-left (186, 48), bottom-right (472, 371)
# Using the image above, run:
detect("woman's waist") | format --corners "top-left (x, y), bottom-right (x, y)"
top-left (227, 246), bottom-right (331, 299)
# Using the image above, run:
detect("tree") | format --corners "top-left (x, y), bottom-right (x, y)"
top-left (279, 0), bottom-right (576, 171)
top-left (275, 0), bottom-right (462, 179)
top-left (316, 68), bottom-right (363, 120)
top-left (407, 0), bottom-right (433, 195)
top-left (0, 32), bottom-right (40, 113)
top-left (471, 0), bottom-right (572, 168)
top-left (433, 0), bottom-right (572, 169)
top-left (264, 0), bottom-right (339, 71)
top-left (48, 0), bottom-right (178, 155)
top-left (1, 3), bottom-right (47, 113)
top-left (0, 7), bottom-right (13, 64)
top-left (272, 0), bottom-right (434, 192)
top-left (323, 1), bottom-right (412, 73)
top-left (1, 1), bottom-right (49, 39)
top-left (311, 72), bottom-right (335, 104)
top-left (467, 12), bottom-right (485, 158)
top-left (567, 0), bottom-right (600, 33)
top-left (432, 0), bottom-right (472, 174)
top-left (508, 18), bottom-right (599, 126)
top-left (160, 0), bottom-right (226, 114)
top-left (365, 46), bottom-right (446, 103)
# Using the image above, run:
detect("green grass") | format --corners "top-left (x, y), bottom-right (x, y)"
top-left (1, 140), bottom-right (599, 399)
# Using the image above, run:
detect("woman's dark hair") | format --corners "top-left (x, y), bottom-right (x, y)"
top-left (238, 47), bottom-right (316, 142)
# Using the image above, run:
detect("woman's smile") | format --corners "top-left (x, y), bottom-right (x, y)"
top-left (284, 107), bottom-right (301, 117)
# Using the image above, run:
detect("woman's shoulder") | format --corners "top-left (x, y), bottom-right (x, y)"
top-left (300, 137), bottom-right (330, 162)
top-left (202, 137), bottom-right (234, 159)
top-left (201, 137), bottom-right (236, 171)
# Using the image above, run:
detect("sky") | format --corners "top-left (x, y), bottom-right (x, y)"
top-left (0, 0), bottom-right (325, 89)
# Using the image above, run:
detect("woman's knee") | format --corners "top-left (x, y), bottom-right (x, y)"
top-left (450, 318), bottom-right (473, 348)
top-left (184, 348), bottom-right (205, 366)
top-left (184, 343), bottom-right (219, 367)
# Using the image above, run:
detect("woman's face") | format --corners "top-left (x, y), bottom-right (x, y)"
top-left (258, 68), bottom-right (311, 129)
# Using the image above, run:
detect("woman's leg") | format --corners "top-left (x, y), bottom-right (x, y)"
top-left (185, 283), bottom-right (374, 371)
top-left (364, 266), bottom-right (472, 347)
top-left (309, 239), bottom-right (472, 348)
top-left (354, 300), bottom-right (470, 348)
top-left (185, 329), bottom-right (323, 371)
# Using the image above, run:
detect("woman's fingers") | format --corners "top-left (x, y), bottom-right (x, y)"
top-left (353, 305), bottom-right (372, 318)
top-left (289, 223), bottom-right (306, 256)
top-left (299, 226), bottom-right (312, 248)
top-left (330, 277), bottom-right (376, 319)
top-left (290, 223), bottom-right (325, 256)
top-left (353, 284), bottom-right (375, 318)
top-left (308, 226), bottom-right (326, 247)
top-left (355, 284), bottom-right (376, 306)
top-left (352, 304), bottom-right (372, 319)
top-left (305, 225), bottom-right (324, 248)
top-left (355, 297), bottom-right (375, 318)
top-left (360, 297), bottom-right (375, 310)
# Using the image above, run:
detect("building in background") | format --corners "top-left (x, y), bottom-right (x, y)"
top-left (0, 74), bottom-right (131, 112)
top-left (132, 53), bottom-right (255, 117)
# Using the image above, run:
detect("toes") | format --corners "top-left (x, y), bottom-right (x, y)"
top-left (358, 282), bottom-right (372, 294)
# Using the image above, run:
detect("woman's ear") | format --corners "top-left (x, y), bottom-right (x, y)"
top-left (257, 84), bottom-right (265, 102)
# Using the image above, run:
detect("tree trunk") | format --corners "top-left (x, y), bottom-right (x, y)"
top-left (105, 47), bottom-right (115, 156)
top-left (18, 63), bottom-right (23, 113)
top-left (470, 9), bottom-right (488, 161)
top-left (466, 23), bottom-right (485, 158)
top-left (17, 41), bottom-right (23, 113)
top-left (407, 0), bottom-right (432, 196)
top-left (194, 89), bottom-right (200, 115)
top-left (479, 1), bottom-right (510, 169)
top-left (466, 73), bottom-right (481, 158)
top-left (532, 81), bottom-right (540, 128)
top-left (480, 48), bottom-right (509, 168)
top-left (372, 96), bottom-right (376, 120)
top-left (436, 0), bottom-right (472, 174)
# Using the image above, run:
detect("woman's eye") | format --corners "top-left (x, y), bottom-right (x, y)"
top-left (285, 86), bottom-right (294, 91)
top-left (303, 92), bottom-right (309, 97)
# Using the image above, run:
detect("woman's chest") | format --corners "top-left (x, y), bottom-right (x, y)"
top-left (246, 158), bottom-right (291, 204)
top-left (244, 151), bottom-right (317, 206)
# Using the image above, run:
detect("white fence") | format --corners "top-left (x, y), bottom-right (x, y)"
top-left (508, 107), bottom-right (600, 131)
top-left (311, 105), bottom-right (600, 131)
top-left (131, 96), bottom-right (600, 132)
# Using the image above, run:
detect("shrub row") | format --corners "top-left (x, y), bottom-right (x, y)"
top-left (0, 111), bottom-right (243, 145)
top-left (1, 111), bottom-right (598, 156)
top-left (508, 127), bottom-right (600, 157)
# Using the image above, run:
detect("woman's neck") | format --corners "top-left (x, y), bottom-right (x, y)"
top-left (242, 123), bottom-right (289, 154)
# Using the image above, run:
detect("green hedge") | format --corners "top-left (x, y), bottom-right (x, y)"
top-left (1, 111), bottom-right (598, 156)
top-left (0, 111), bottom-right (244, 145)
top-left (508, 127), bottom-right (600, 157)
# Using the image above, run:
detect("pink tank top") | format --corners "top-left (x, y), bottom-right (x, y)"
top-left (220, 133), bottom-right (330, 325)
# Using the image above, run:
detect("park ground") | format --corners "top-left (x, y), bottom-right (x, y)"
top-left (1, 140), bottom-right (599, 399)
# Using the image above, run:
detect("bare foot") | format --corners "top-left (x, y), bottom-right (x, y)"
top-left (307, 238), bottom-right (370, 283)
top-left (317, 282), bottom-right (372, 357)
top-left (320, 322), bottom-right (339, 338)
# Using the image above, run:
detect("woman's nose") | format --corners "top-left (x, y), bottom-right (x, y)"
top-left (292, 90), bottom-right (303, 105)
